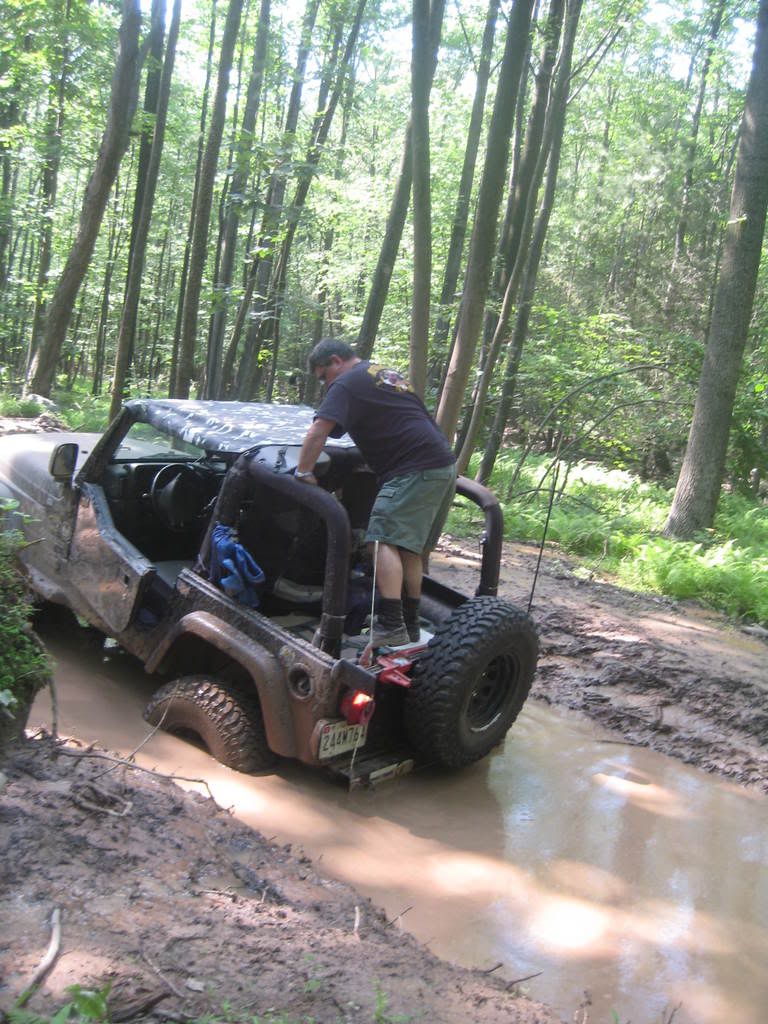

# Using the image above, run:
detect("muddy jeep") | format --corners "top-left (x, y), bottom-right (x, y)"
top-left (0, 399), bottom-right (537, 783)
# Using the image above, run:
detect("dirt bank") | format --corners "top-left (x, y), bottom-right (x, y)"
top-left (432, 537), bottom-right (768, 793)
top-left (0, 736), bottom-right (561, 1024)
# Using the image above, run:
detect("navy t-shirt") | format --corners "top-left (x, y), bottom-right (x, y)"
top-left (316, 361), bottom-right (455, 482)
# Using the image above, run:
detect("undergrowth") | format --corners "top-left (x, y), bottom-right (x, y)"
top-left (447, 452), bottom-right (768, 625)
top-left (0, 509), bottom-right (50, 726)
top-left (4, 981), bottom-right (411, 1024)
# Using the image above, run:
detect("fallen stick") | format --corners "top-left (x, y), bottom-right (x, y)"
top-left (17, 907), bottom-right (62, 1006)
top-left (386, 905), bottom-right (413, 927)
top-left (482, 962), bottom-right (503, 975)
top-left (140, 947), bottom-right (187, 1000)
top-left (53, 745), bottom-right (219, 804)
top-left (505, 970), bottom-right (543, 989)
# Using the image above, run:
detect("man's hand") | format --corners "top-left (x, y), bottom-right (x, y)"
top-left (296, 417), bottom-right (336, 484)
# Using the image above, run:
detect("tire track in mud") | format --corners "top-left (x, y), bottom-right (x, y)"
top-left (432, 540), bottom-right (768, 792)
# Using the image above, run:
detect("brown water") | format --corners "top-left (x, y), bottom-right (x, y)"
top-left (31, 624), bottom-right (768, 1024)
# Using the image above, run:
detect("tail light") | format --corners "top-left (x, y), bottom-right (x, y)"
top-left (340, 689), bottom-right (375, 725)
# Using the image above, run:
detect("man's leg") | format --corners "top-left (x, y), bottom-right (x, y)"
top-left (400, 548), bottom-right (424, 642)
top-left (373, 542), bottom-right (404, 598)
top-left (365, 466), bottom-right (455, 647)
top-left (368, 541), bottom-right (409, 646)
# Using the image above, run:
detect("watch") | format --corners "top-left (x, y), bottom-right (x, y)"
top-left (295, 469), bottom-right (316, 479)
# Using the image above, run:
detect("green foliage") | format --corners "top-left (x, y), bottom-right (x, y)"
top-left (52, 387), bottom-right (110, 431)
top-left (10, 984), bottom-right (111, 1024)
top-left (459, 452), bottom-right (768, 625)
top-left (0, 507), bottom-right (49, 720)
top-left (0, 395), bottom-right (50, 418)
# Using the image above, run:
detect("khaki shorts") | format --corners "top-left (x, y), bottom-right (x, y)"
top-left (365, 464), bottom-right (457, 554)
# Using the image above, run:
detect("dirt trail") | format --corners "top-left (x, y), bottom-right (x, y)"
top-left (0, 738), bottom-right (560, 1024)
top-left (432, 537), bottom-right (768, 792)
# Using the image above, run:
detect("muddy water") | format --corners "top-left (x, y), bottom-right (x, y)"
top-left (31, 621), bottom-right (768, 1024)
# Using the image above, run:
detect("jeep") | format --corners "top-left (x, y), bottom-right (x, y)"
top-left (0, 399), bottom-right (537, 784)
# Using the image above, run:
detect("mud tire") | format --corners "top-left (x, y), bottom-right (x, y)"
top-left (144, 674), bottom-right (277, 772)
top-left (404, 597), bottom-right (537, 768)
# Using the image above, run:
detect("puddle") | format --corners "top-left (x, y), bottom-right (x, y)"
top-left (30, 621), bottom-right (768, 1024)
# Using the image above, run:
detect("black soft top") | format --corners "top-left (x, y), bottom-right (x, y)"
top-left (124, 398), bottom-right (356, 455)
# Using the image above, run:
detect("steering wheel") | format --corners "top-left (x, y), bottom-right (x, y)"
top-left (150, 463), bottom-right (209, 531)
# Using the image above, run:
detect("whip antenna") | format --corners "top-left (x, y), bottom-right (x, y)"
top-left (527, 460), bottom-right (560, 616)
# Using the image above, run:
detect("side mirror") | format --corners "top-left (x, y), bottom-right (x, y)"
top-left (49, 442), bottom-right (79, 483)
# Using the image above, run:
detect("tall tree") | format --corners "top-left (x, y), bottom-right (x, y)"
top-left (455, 0), bottom-right (567, 471)
top-left (27, 0), bottom-right (72, 372)
top-left (481, 0), bottom-right (565, 354)
top-left (109, 0), bottom-right (181, 421)
top-left (431, 0), bottom-right (499, 365)
top-left (665, 0), bottom-right (768, 538)
top-left (478, 0), bottom-right (584, 482)
top-left (28, 0), bottom-right (144, 397)
top-left (169, 0), bottom-right (218, 394)
top-left (409, 0), bottom-right (434, 396)
top-left (174, 0), bottom-right (244, 399)
top-left (435, 0), bottom-right (535, 441)
top-left (260, 0), bottom-right (368, 400)
top-left (225, 0), bottom-right (321, 399)
top-left (356, 0), bottom-right (445, 359)
top-left (664, 0), bottom-right (727, 318)
top-left (204, 0), bottom-right (271, 399)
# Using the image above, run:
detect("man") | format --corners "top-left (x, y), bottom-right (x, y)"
top-left (296, 338), bottom-right (456, 647)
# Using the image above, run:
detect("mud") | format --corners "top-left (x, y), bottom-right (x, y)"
top-left (0, 737), bottom-right (559, 1024)
top-left (2, 534), bottom-right (767, 1024)
top-left (431, 538), bottom-right (768, 792)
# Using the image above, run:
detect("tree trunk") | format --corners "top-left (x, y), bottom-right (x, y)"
top-left (481, 0), bottom-right (564, 354)
top-left (204, 0), bottom-right (271, 399)
top-left (169, 0), bottom-right (218, 395)
top-left (409, 0), bottom-right (435, 397)
top-left (478, 0), bottom-right (583, 484)
top-left (124, 0), bottom-right (166, 292)
top-left (435, 0), bottom-right (535, 442)
top-left (109, 0), bottom-right (181, 420)
top-left (665, 0), bottom-right (768, 538)
top-left (227, 0), bottom-right (321, 399)
top-left (28, 0), bottom-right (72, 373)
top-left (664, 0), bottom-right (726, 318)
top-left (175, 0), bottom-right (244, 399)
top-left (457, 0), bottom-right (575, 473)
top-left (92, 189), bottom-right (123, 396)
top-left (260, 0), bottom-right (367, 401)
top-left (431, 0), bottom-right (499, 367)
top-left (356, 0), bottom-right (445, 359)
top-left (28, 0), bottom-right (144, 397)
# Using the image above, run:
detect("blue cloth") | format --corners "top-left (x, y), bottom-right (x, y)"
top-left (210, 523), bottom-right (265, 608)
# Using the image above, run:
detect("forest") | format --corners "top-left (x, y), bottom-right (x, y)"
top-left (1, 0), bottom-right (767, 620)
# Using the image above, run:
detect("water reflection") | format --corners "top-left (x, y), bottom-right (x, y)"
top-left (31, 616), bottom-right (768, 1024)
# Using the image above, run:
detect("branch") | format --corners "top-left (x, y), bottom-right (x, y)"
top-left (16, 907), bottom-right (62, 1006)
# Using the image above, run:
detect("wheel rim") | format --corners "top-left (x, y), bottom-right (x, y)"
top-left (465, 652), bottom-right (520, 733)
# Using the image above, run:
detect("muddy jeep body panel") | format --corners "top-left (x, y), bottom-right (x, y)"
top-left (0, 400), bottom-right (535, 775)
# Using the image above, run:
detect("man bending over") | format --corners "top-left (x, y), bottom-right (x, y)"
top-left (296, 338), bottom-right (457, 648)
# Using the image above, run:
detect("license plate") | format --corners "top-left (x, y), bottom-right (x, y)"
top-left (318, 719), bottom-right (368, 759)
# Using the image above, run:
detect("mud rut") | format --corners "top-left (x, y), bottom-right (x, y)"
top-left (431, 539), bottom-right (768, 793)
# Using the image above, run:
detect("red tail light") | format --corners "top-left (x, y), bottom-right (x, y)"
top-left (340, 690), bottom-right (375, 725)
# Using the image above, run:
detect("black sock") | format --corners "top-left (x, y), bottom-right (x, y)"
top-left (403, 596), bottom-right (420, 627)
top-left (378, 597), bottom-right (404, 627)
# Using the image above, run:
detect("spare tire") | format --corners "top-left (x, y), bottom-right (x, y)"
top-left (404, 597), bottom-right (537, 768)
top-left (144, 674), bottom-right (277, 772)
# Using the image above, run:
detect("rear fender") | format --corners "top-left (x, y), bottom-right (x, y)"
top-left (145, 611), bottom-right (297, 758)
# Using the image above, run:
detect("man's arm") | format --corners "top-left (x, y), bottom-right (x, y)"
top-left (296, 417), bottom-right (336, 482)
